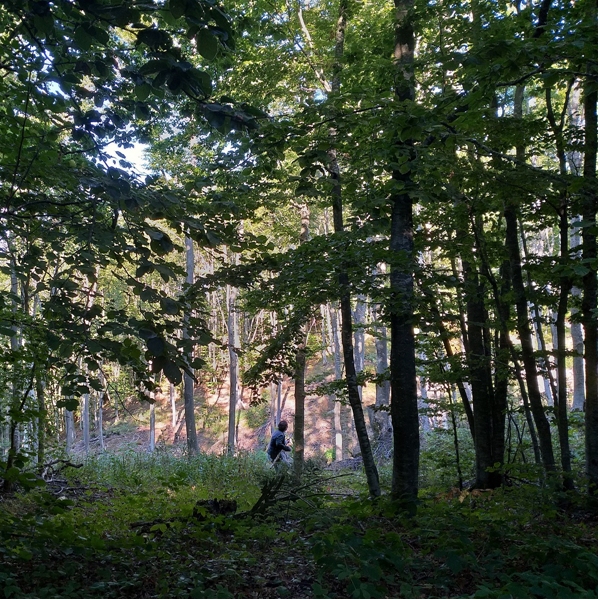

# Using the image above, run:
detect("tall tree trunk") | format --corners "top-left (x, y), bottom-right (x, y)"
top-left (582, 52), bottom-right (598, 493)
top-left (545, 84), bottom-right (576, 489)
top-left (389, 0), bottom-right (419, 506)
top-left (183, 236), bottom-right (199, 455)
top-left (323, 0), bottom-right (379, 495)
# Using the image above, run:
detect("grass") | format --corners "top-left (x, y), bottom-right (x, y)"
top-left (0, 447), bottom-right (596, 599)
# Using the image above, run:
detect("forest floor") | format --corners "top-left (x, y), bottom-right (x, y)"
top-left (1, 358), bottom-right (597, 599)
top-left (0, 450), bottom-right (597, 599)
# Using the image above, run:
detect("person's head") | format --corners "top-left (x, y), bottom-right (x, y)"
top-left (277, 420), bottom-right (288, 432)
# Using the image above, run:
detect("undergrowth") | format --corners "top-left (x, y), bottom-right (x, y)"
top-left (0, 450), bottom-right (596, 599)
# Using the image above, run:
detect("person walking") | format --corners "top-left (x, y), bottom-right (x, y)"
top-left (267, 420), bottom-right (291, 468)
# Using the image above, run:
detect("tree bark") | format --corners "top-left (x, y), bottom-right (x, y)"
top-left (183, 236), bottom-right (199, 455)
top-left (388, 0), bottom-right (419, 506)
top-left (330, 303), bottom-right (344, 461)
top-left (294, 203), bottom-right (310, 480)
top-left (226, 280), bottom-right (240, 455)
top-left (149, 396), bottom-right (156, 453)
top-left (582, 56), bottom-right (598, 493)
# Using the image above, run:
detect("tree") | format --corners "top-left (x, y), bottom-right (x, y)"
top-left (388, 0), bottom-right (419, 506)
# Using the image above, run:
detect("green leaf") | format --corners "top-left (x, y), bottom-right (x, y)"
top-left (169, 0), bottom-right (187, 20)
top-left (160, 297), bottom-right (180, 315)
top-left (151, 355), bottom-right (167, 373)
top-left (147, 336), bottom-right (166, 356)
top-left (163, 360), bottom-right (183, 385)
top-left (196, 29), bottom-right (219, 61)
top-left (135, 83), bottom-right (152, 101)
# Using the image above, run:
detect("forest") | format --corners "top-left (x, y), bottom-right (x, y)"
top-left (0, 0), bottom-right (597, 598)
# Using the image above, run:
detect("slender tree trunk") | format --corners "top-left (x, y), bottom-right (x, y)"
top-left (320, 304), bottom-right (329, 366)
top-left (183, 236), bottom-right (199, 455)
top-left (170, 383), bottom-right (177, 429)
top-left (570, 289), bottom-right (585, 411)
top-left (149, 397), bottom-right (156, 453)
top-left (582, 53), bottom-right (598, 492)
top-left (504, 207), bottom-right (556, 474)
top-left (545, 84), bottom-right (577, 488)
top-left (423, 289), bottom-right (475, 437)
top-left (82, 389), bottom-right (90, 456)
top-left (65, 408), bottom-right (75, 455)
top-left (36, 377), bottom-right (45, 466)
top-left (373, 308), bottom-right (391, 433)
top-left (353, 295), bottom-right (366, 401)
top-left (330, 303), bottom-right (343, 461)
top-left (294, 203), bottom-right (310, 480)
top-left (462, 254), bottom-right (496, 488)
top-left (227, 279), bottom-right (240, 455)
top-left (323, 0), bottom-right (378, 494)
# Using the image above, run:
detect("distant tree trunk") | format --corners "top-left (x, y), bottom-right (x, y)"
top-left (504, 206), bottom-right (556, 475)
top-left (567, 88), bottom-right (586, 412)
top-left (36, 376), bottom-right (45, 465)
top-left (170, 383), bottom-right (177, 428)
top-left (183, 236), bottom-right (199, 455)
top-left (545, 85), bottom-right (575, 489)
top-left (65, 408), bottom-right (75, 455)
top-left (462, 253), bottom-right (497, 488)
top-left (389, 0), bottom-right (419, 506)
top-left (294, 203), bottom-right (310, 480)
top-left (582, 57), bottom-right (598, 492)
top-left (227, 279), bottom-right (240, 455)
top-left (423, 288), bottom-right (475, 437)
top-left (149, 397), bottom-right (156, 453)
top-left (371, 298), bottom-right (391, 439)
top-left (320, 304), bottom-right (330, 366)
top-left (276, 380), bottom-right (283, 425)
top-left (96, 367), bottom-right (106, 452)
top-left (353, 295), bottom-right (366, 400)
top-left (518, 222), bottom-right (559, 407)
top-left (570, 302), bottom-right (585, 411)
top-left (330, 303), bottom-right (344, 461)
top-left (82, 389), bottom-right (90, 456)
